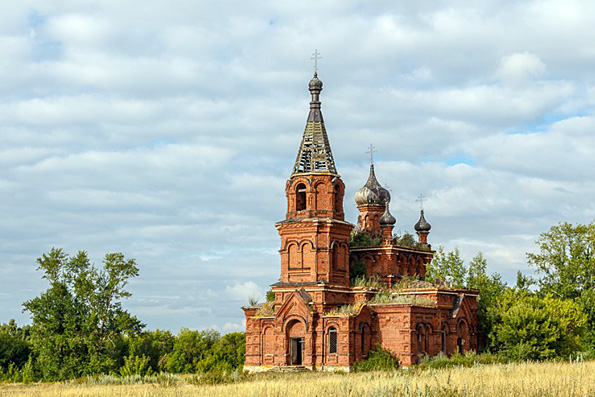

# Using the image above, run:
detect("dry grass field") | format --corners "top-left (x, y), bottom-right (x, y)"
top-left (1, 360), bottom-right (594, 397)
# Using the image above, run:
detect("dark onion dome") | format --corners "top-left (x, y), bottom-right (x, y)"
top-left (379, 203), bottom-right (396, 226)
top-left (414, 209), bottom-right (431, 232)
top-left (354, 164), bottom-right (391, 206)
top-left (308, 73), bottom-right (323, 90)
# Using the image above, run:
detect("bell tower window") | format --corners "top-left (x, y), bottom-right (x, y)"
top-left (296, 183), bottom-right (307, 211)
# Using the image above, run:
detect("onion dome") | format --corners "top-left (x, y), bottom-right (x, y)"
top-left (414, 209), bottom-right (431, 232)
top-left (308, 73), bottom-right (323, 91)
top-left (354, 164), bottom-right (391, 206)
top-left (379, 203), bottom-right (396, 226)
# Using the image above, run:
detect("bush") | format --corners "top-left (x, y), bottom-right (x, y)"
top-left (127, 329), bottom-right (175, 372)
top-left (165, 329), bottom-right (219, 373)
top-left (349, 232), bottom-right (381, 248)
top-left (195, 332), bottom-right (245, 373)
top-left (120, 355), bottom-right (154, 377)
top-left (489, 291), bottom-right (587, 360)
top-left (352, 347), bottom-right (400, 372)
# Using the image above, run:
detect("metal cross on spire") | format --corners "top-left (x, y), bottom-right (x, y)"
top-left (311, 49), bottom-right (322, 74)
top-left (366, 143), bottom-right (377, 165)
top-left (416, 193), bottom-right (427, 210)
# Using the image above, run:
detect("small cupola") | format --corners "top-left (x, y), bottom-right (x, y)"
top-left (379, 203), bottom-right (396, 226)
top-left (414, 209), bottom-right (431, 232)
top-left (414, 209), bottom-right (431, 247)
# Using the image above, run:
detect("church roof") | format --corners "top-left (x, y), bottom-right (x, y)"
top-left (379, 203), bottom-right (396, 226)
top-left (414, 209), bottom-right (432, 232)
top-left (291, 73), bottom-right (338, 176)
top-left (354, 164), bottom-right (391, 206)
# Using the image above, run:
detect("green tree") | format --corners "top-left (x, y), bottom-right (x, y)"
top-left (127, 329), bottom-right (175, 372)
top-left (426, 246), bottom-right (467, 287)
top-left (165, 328), bottom-right (220, 373)
top-left (394, 232), bottom-right (417, 248)
top-left (527, 222), bottom-right (595, 299)
top-left (195, 332), bottom-right (246, 373)
top-left (465, 252), bottom-right (506, 351)
top-left (349, 231), bottom-right (381, 248)
top-left (527, 221), bottom-right (595, 346)
top-left (515, 270), bottom-right (534, 292)
top-left (489, 289), bottom-right (587, 360)
top-left (0, 320), bottom-right (30, 371)
top-left (22, 248), bottom-right (143, 380)
top-left (349, 259), bottom-right (366, 283)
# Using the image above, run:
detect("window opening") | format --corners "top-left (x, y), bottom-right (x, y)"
top-left (328, 327), bottom-right (338, 354)
top-left (296, 184), bottom-right (307, 211)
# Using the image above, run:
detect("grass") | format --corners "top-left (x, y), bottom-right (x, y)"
top-left (1, 360), bottom-right (595, 396)
top-left (369, 290), bottom-right (436, 307)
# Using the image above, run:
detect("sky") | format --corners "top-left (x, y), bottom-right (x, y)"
top-left (1, 0), bottom-right (595, 333)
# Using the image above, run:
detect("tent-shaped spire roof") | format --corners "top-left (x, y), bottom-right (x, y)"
top-left (291, 73), bottom-right (338, 176)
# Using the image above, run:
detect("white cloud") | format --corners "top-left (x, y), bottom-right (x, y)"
top-left (225, 282), bottom-right (264, 303)
top-left (496, 52), bottom-right (546, 84)
top-left (2, 0), bottom-right (595, 332)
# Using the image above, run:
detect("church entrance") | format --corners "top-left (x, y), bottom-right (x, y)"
top-left (286, 319), bottom-right (306, 365)
top-left (290, 337), bottom-right (304, 365)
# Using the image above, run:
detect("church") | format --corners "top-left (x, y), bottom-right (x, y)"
top-left (243, 71), bottom-right (479, 371)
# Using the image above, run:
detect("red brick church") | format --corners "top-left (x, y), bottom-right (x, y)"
top-left (243, 72), bottom-right (479, 371)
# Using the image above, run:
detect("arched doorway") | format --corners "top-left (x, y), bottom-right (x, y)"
top-left (286, 319), bottom-right (305, 365)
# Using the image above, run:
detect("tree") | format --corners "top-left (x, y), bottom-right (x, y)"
top-left (165, 328), bottom-right (220, 373)
top-left (349, 231), bottom-right (381, 248)
top-left (466, 252), bottom-right (506, 351)
top-left (426, 246), bottom-right (467, 287)
top-left (489, 289), bottom-right (587, 360)
top-left (527, 221), bottom-right (595, 346)
top-left (195, 332), bottom-right (246, 373)
top-left (127, 329), bottom-right (176, 372)
top-left (0, 320), bottom-right (30, 370)
top-left (22, 248), bottom-right (143, 380)
top-left (394, 232), bottom-right (417, 248)
top-left (527, 222), bottom-right (595, 300)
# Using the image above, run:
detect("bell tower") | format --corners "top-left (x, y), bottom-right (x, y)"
top-left (276, 73), bottom-right (353, 287)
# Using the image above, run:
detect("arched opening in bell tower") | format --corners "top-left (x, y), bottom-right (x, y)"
top-left (296, 183), bottom-right (307, 211)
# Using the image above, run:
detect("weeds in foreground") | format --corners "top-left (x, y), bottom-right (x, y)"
top-left (2, 360), bottom-right (595, 397)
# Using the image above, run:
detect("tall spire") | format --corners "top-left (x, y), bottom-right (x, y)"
top-left (291, 71), bottom-right (337, 176)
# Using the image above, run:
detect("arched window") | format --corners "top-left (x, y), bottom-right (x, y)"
top-left (296, 183), bottom-right (307, 211)
top-left (328, 327), bottom-right (338, 354)
top-left (457, 320), bottom-right (468, 353)
top-left (332, 244), bottom-right (339, 270)
top-left (288, 244), bottom-right (298, 269)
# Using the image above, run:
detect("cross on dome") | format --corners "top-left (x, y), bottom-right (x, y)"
top-left (311, 49), bottom-right (322, 75)
top-left (416, 194), bottom-right (426, 210)
top-left (366, 143), bottom-right (376, 165)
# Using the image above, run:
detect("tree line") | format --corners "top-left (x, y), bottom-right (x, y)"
top-left (1, 221), bottom-right (594, 381)
top-left (0, 248), bottom-right (244, 382)
top-left (426, 221), bottom-right (595, 361)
